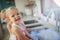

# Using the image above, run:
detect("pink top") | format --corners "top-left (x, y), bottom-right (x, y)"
top-left (20, 27), bottom-right (26, 35)
top-left (16, 27), bottom-right (26, 40)
top-left (12, 23), bottom-right (26, 40)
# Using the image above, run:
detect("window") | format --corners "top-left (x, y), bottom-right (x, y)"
top-left (41, 0), bottom-right (60, 16)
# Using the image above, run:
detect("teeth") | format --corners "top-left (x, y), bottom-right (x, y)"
top-left (15, 18), bottom-right (20, 21)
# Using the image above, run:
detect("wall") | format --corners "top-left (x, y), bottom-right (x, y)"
top-left (15, 0), bottom-right (28, 12)
top-left (15, 0), bottom-right (42, 17)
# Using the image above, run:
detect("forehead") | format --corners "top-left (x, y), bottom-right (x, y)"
top-left (9, 8), bottom-right (19, 15)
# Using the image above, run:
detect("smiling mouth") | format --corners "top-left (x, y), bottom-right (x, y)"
top-left (15, 17), bottom-right (21, 21)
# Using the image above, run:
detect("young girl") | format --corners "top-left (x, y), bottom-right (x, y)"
top-left (5, 7), bottom-right (33, 40)
top-left (1, 9), bottom-right (13, 38)
top-left (1, 9), bottom-right (11, 34)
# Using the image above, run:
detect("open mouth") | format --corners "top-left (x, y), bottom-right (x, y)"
top-left (15, 17), bottom-right (21, 21)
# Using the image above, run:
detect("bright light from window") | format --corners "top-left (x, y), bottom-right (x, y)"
top-left (53, 0), bottom-right (60, 7)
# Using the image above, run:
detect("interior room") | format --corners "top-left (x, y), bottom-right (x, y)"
top-left (0, 0), bottom-right (60, 40)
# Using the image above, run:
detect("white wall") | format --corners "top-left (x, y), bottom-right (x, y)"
top-left (15, 0), bottom-right (28, 12)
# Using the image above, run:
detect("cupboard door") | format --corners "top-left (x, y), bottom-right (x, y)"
top-left (0, 1), bottom-right (2, 11)
top-left (5, 0), bottom-right (15, 8)
top-left (0, 0), bottom-right (15, 10)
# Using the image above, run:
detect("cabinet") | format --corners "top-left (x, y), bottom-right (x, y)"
top-left (0, 0), bottom-right (15, 11)
top-left (0, 0), bottom-right (2, 11)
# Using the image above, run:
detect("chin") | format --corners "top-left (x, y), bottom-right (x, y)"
top-left (16, 21), bottom-right (20, 24)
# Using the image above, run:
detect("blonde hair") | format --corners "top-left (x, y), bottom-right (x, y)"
top-left (1, 9), bottom-right (10, 23)
top-left (6, 6), bottom-right (22, 18)
top-left (6, 7), bottom-right (19, 16)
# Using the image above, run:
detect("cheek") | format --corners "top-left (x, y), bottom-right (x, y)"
top-left (10, 17), bottom-right (15, 22)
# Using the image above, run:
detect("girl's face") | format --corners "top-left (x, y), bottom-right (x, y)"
top-left (2, 16), bottom-right (10, 23)
top-left (2, 16), bottom-right (7, 22)
top-left (9, 9), bottom-right (21, 24)
top-left (1, 13), bottom-right (8, 23)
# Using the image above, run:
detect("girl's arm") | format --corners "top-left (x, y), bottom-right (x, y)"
top-left (11, 26), bottom-right (30, 40)
top-left (7, 24), bottom-right (11, 33)
top-left (22, 23), bottom-right (33, 40)
top-left (7, 21), bottom-right (12, 33)
top-left (25, 30), bottom-right (33, 40)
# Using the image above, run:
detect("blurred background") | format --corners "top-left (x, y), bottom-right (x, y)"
top-left (0, 0), bottom-right (60, 40)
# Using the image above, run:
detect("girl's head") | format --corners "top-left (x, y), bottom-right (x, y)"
top-left (6, 7), bottom-right (22, 24)
top-left (1, 9), bottom-right (10, 23)
top-left (1, 9), bottom-right (6, 20)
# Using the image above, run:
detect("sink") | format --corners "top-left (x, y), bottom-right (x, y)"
top-left (24, 20), bottom-right (38, 25)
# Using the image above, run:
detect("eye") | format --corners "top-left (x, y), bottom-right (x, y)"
top-left (3, 18), bottom-right (5, 20)
top-left (12, 15), bottom-right (15, 17)
top-left (3, 17), bottom-right (6, 20)
top-left (17, 13), bottom-right (19, 15)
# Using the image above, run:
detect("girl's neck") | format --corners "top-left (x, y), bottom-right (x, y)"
top-left (13, 22), bottom-right (21, 25)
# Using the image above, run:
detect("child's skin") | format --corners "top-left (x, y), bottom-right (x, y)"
top-left (6, 7), bottom-right (33, 40)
